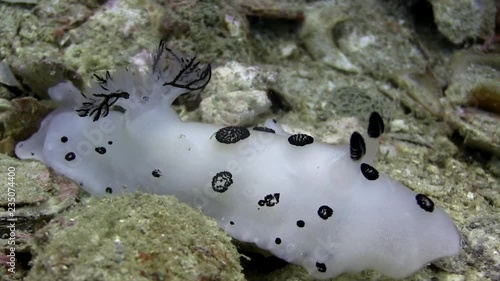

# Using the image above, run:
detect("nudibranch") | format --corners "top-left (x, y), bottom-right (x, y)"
top-left (15, 41), bottom-right (460, 279)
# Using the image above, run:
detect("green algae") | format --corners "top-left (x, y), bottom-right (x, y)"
top-left (60, 0), bottom-right (160, 75)
top-left (320, 86), bottom-right (390, 120)
top-left (159, 0), bottom-right (251, 64)
top-left (27, 194), bottom-right (244, 281)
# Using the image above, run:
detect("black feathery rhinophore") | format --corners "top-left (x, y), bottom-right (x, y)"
top-left (76, 91), bottom-right (130, 122)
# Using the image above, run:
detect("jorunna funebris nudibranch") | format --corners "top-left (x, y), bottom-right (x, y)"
top-left (15, 41), bottom-right (461, 279)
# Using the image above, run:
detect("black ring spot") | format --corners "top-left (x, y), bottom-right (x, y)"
top-left (105, 187), bottom-right (113, 194)
top-left (215, 126), bottom-right (250, 144)
top-left (318, 205), bottom-right (333, 220)
top-left (275, 237), bottom-right (281, 245)
top-left (95, 147), bottom-right (107, 155)
top-left (296, 220), bottom-right (305, 228)
top-left (288, 134), bottom-right (314, 146)
top-left (152, 169), bottom-right (162, 178)
top-left (360, 163), bottom-right (379, 180)
top-left (257, 193), bottom-right (280, 207)
top-left (212, 171), bottom-right (233, 193)
top-left (416, 194), bottom-right (434, 212)
top-left (253, 126), bottom-right (275, 133)
top-left (350, 132), bottom-right (366, 161)
top-left (65, 152), bottom-right (76, 161)
top-left (316, 262), bottom-right (327, 273)
top-left (367, 112), bottom-right (384, 138)
top-left (61, 136), bottom-right (68, 143)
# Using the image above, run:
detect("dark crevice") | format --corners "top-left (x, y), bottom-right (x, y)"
top-left (266, 88), bottom-right (291, 113)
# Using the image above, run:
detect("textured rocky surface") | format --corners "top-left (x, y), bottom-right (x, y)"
top-left (0, 153), bottom-right (79, 279)
top-left (25, 194), bottom-right (244, 281)
top-left (429, 0), bottom-right (496, 44)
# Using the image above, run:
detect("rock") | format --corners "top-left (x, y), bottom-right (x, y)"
top-left (204, 61), bottom-right (278, 96)
top-left (391, 69), bottom-right (444, 118)
top-left (299, 2), bottom-right (359, 73)
top-left (487, 156), bottom-right (500, 178)
top-left (0, 97), bottom-right (54, 155)
top-left (195, 61), bottom-right (277, 124)
top-left (159, 0), bottom-right (249, 64)
top-left (200, 90), bottom-right (271, 126)
top-left (0, 0), bottom-right (38, 4)
top-left (334, 5), bottom-right (427, 78)
top-left (319, 86), bottom-right (392, 121)
top-left (0, 60), bottom-right (23, 96)
top-left (429, 0), bottom-right (496, 44)
top-left (460, 214), bottom-right (500, 280)
top-left (238, 0), bottom-right (304, 21)
top-left (427, 135), bottom-right (459, 165)
top-left (0, 154), bottom-right (79, 278)
top-left (8, 53), bottom-right (82, 100)
top-left (50, 0), bottom-right (163, 76)
top-left (0, 98), bottom-right (12, 112)
top-left (443, 103), bottom-right (500, 157)
top-left (26, 194), bottom-right (244, 281)
top-left (446, 51), bottom-right (500, 115)
top-left (468, 80), bottom-right (500, 115)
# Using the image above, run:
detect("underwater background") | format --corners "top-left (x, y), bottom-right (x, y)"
top-left (0, 0), bottom-right (499, 280)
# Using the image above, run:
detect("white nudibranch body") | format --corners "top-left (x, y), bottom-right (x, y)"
top-left (15, 41), bottom-right (460, 279)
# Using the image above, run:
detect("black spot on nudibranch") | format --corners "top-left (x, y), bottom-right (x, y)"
top-left (360, 163), bottom-right (379, 180)
top-left (350, 132), bottom-right (366, 161)
top-left (61, 136), bottom-right (68, 143)
top-left (316, 262), bottom-right (327, 273)
top-left (367, 112), bottom-right (384, 138)
top-left (416, 194), bottom-right (434, 212)
top-left (253, 126), bottom-right (275, 133)
top-left (211, 171), bottom-right (233, 193)
top-left (258, 193), bottom-right (280, 207)
top-left (65, 152), bottom-right (76, 161)
top-left (95, 147), bottom-right (107, 154)
top-left (288, 134), bottom-right (314, 146)
top-left (105, 187), bottom-right (113, 194)
top-left (296, 220), bottom-right (305, 228)
top-left (215, 126), bottom-right (250, 144)
top-left (230, 221), bottom-right (234, 225)
top-left (152, 169), bottom-right (162, 178)
top-left (317, 205), bottom-right (333, 220)
top-left (108, 141), bottom-right (113, 145)
top-left (275, 238), bottom-right (282, 245)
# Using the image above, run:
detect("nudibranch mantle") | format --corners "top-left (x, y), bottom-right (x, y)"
top-left (15, 41), bottom-right (460, 279)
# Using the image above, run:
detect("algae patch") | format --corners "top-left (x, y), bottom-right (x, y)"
top-left (27, 194), bottom-right (244, 281)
